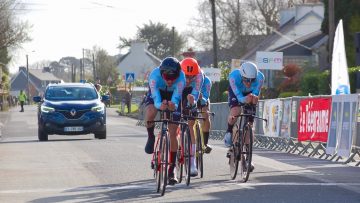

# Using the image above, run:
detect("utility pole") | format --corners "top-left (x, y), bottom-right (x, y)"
top-left (26, 55), bottom-right (30, 103)
top-left (82, 48), bottom-right (85, 80)
top-left (210, 0), bottom-right (218, 69)
top-left (71, 64), bottom-right (75, 82)
top-left (210, 0), bottom-right (220, 101)
top-left (328, 0), bottom-right (335, 66)
top-left (92, 53), bottom-right (96, 81)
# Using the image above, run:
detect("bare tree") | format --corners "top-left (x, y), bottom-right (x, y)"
top-left (0, 0), bottom-right (31, 49)
top-left (187, 0), bottom-right (306, 58)
top-left (0, 0), bottom-right (31, 74)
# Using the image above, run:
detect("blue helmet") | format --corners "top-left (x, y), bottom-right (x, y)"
top-left (159, 57), bottom-right (181, 80)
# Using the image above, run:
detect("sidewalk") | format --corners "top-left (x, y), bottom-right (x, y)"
top-left (0, 108), bottom-right (11, 137)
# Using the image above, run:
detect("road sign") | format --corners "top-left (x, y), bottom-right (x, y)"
top-left (125, 72), bottom-right (135, 83)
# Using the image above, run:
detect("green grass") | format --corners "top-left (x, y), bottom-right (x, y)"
top-left (110, 103), bottom-right (139, 113)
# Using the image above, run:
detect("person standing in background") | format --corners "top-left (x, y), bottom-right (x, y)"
top-left (18, 90), bottom-right (27, 112)
top-left (124, 89), bottom-right (132, 113)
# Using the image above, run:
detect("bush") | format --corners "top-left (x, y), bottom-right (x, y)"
top-left (317, 70), bottom-right (330, 94)
top-left (278, 91), bottom-right (302, 98)
top-left (300, 71), bottom-right (319, 95)
top-left (349, 66), bottom-right (360, 93)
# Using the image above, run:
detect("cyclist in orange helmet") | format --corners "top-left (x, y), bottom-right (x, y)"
top-left (180, 57), bottom-right (204, 177)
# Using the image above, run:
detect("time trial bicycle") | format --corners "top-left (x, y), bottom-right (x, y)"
top-left (150, 109), bottom-right (186, 196)
top-left (229, 104), bottom-right (267, 182)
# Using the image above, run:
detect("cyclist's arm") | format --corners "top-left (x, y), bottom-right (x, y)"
top-left (201, 77), bottom-right (211, 105)
top-left (251, 71), bottom-right (265, 96)
top-left (171, 73), bottom-right (186, 109)
top-left (149, 78), bottom-right (162, 109)
top-left (229, 74), bottom-right (246, 103)
top-left (190, 73), bottom-right (204, 103)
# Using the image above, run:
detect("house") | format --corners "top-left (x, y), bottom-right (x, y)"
top-left (240, 3), bottom-right (328, 87)
top-left (10, 67), bottom-right (62, 97)
top-left (117, 40), bottom-right (161, 81)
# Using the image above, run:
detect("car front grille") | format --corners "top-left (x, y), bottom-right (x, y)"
top-left (56, 109), bottom-right (91, 119)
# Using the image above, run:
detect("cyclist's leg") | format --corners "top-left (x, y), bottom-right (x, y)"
top-left (201, 104), bottom-right (212, 153)
top-left (168, 123), bottom-right (179, 184)
top-left (181, 87), bottom-right (198, 175)
top-left (144, 89), bottom-right (159, 154)
top-left (144, 104), bottom-right (157, 154)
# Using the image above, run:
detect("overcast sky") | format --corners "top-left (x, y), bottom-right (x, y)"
top-left (9, 0), bottom-right (200, 73)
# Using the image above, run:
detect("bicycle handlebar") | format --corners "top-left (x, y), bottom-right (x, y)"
top-left (232, 114), bottom-right (268, 123)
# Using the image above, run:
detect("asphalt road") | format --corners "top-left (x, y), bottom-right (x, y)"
top-left (0, 105), bottom-right (359, 203)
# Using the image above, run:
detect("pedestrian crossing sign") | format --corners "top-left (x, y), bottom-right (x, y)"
top-left (125, 72), bottom-right (135, 83)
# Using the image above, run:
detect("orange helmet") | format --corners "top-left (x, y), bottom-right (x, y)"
top-left (180, 57), bottom-right (200, 76)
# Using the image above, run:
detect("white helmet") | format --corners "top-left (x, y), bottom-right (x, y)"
top-left (239, 61), bottom-right (258, 79)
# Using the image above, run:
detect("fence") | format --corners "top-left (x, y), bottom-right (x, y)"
top-left (135, 94), bottom-right (360, 166)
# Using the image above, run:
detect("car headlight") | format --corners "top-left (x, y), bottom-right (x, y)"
top-left (41, 106), bottom-right (55, 113)
top-left (91, 105), bottom-right (104, 112)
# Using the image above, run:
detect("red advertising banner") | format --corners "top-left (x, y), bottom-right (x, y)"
top-left (298, 97), bottom-right (332, 142)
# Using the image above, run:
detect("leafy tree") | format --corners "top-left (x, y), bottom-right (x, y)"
top-left (321, 0), bottom-right (360, 67)
top-left (118, 21), bottom-right (185, 59)
top-left (93, 47), bottom-right (117, 86)
top-left (0, 0), bottom-right (31, 74)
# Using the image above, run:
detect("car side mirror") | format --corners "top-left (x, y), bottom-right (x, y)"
top-left (33, 96), bottom-right (42, 103)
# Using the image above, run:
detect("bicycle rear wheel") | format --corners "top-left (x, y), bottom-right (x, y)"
top-left (229, 124), bottom-right (240, 180)
top-left (176, 125), bottom-right (184, 183)
top-left (240, 123), bottom-right (253, 183)
top-left (196, 123), bottom-right (204, 178)
top-left (156, 131), bottom-right (169, 196)
top-left (183, 125), bottom-right (192, 186)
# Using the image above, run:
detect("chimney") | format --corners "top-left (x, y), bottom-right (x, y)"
top-left (19, 66), bottom-right (26, 72)
top-left (43, 67), bottom-right (51, 72)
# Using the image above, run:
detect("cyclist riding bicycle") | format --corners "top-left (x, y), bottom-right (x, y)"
top-left (224, 61), bottom-right (264, 171)
top-left (180, 57), bottom-right (204, 177)
top-left (144, 57), bottom-right (186, 185)
top-left (197, 74), bottom-right (212, 154)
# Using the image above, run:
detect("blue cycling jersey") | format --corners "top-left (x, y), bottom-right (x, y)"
top-left (148, 67), bottom-right (186, 109)
top-left (228, 69), bottom-right (265, 103)
top-left (200, 75), bottom-right (212, 105)
top-left (187, 70), bottom-right (204, 102)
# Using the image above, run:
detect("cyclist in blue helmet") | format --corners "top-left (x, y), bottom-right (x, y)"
top-left (143, 57), bottom-right (186, 185)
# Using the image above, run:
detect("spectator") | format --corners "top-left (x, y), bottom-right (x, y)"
top-left (124, 89), bottom-right (132, 113)
top-left (18, 90), bottom-right (27, 112)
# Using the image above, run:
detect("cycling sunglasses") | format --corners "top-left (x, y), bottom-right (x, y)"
top-left (242, 77), bottom-right (255, 83)
top-left (162, 73), bottom-right (177, 81)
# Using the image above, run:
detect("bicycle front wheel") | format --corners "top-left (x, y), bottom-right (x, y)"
top-left (229, 124), bottom-right (240, 180)
top-left (176, 126), bottom-right (184, 183)
top-left (240, 123), bottom-right (253, 183)
top-left (196, 123), bottom-right (204, 178)
top-left (183, 125), bottom-right (192, 186)
top-left (156, 131), bottom-right (169, 196)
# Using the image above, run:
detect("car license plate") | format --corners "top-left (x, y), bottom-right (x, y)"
top-left (64, 126), bottom-right (83, 132)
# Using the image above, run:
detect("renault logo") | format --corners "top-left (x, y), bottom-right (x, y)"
top-left (70, 109), bottom-right (76, 117)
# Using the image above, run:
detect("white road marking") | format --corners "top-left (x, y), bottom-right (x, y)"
top-left (1, 182), bottom-right (359, 194)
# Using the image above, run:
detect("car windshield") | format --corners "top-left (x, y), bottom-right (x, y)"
top-left (45, 86), bottom-right (98, 101)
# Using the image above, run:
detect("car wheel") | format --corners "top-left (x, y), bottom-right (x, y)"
top-left (38, 127), bottom-right (48, 141)
top-left (95, 129), bottom-right (106, 139)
